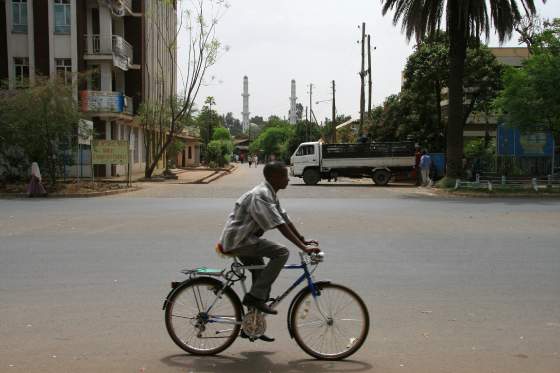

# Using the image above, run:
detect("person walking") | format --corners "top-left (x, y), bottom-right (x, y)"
top-left (248, 155), bottom-right (253, 168)
top-left (27, 162), bottom-right (47, 197)
top-left (419, 150), bottom-right (432, 187)
top-left (253, 154), bottom-right (258, 167)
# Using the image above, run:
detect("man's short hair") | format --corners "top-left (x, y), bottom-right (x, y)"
top-left (263, 161), bottom-right (286, 180)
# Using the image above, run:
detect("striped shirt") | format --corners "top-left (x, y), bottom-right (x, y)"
top-left (219, 181), bottom-right (290, 252)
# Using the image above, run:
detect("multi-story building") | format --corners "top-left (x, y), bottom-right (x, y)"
top-left (0, 0), bottom-right (200, 178)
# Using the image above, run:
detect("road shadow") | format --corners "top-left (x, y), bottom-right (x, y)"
top-left (161, 351), bottom-right (373, 373)
top-left (290, 183), bottom-right (416, 188)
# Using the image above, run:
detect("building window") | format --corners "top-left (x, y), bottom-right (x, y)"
top-left (56, 58), bottom-right (72, 85)
top-left (12, 0), bottom-right (28, 33)
top-left (54, 0), bottom-right (71, 34)
top-left (14, 57), bottom-right (29, 87)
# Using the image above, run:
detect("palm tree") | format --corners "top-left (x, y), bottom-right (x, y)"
top-left (381, 0), bottom-right (543, 178)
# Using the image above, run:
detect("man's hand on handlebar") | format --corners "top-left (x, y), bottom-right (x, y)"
top-left (303, 239), bottom-right (319, 246)
top-left (303, 245), bottom-right (321, 255)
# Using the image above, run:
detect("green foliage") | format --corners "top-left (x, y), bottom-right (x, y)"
top-left (531, 18), bottom-right (560, 55)
top-left (212, 127), bottom-right (231, 141)
top-left (205, 124), bottom-right (233, 167)
top-left (196, 104), bottom-right (222, 147)
top-left (495, 20), bottom-right (560, 134)
top-left (207, 139), bottom-right (233, 167)
top-left (368, 35), bottom-right (502, 153)
top-left (250, 125), bottom-right (294, 162)
top-left (464, 138), bottom-right (496, 172)
top-left (380, 0), bottom-right (537, 178)
top-left (0, 78), bottom-right (80, 184)
top-left (165, 138), bottom-right (187, 168)
top-left (287, 120), bottom-right (321, 156)
top-left (435, 176), bottom-right (457, 189)
top-left (224, 112), bottom-right (243, 136)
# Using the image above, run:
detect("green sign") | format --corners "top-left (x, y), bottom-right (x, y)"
top-left (92, 140), bottom-right (129, 165)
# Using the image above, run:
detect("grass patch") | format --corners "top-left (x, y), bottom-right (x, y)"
top-left (434, 177), bottom-right (457, 189)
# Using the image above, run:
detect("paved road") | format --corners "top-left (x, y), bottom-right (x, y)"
top-left (1, 164), bottom-right (559, 372)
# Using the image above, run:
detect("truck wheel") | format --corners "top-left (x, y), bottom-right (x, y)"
top-left (373, 170), bottom-right (391, 186)
top-left (303, 169), bottom-right (320, 185)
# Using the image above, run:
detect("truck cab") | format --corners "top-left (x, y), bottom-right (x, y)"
top-left (290, 142), bottom-right (320, 177)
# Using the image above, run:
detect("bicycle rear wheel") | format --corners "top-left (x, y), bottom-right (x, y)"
top-left (290, 283), bottom-right (369, 360)
top-left (165, 277), bottom-right (242, 355)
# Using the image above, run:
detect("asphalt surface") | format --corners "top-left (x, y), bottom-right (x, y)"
top-left (1, 164), bottom-right (559, 373)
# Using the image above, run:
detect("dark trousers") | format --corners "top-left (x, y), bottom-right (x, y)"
top-left (230, 238), bottom-right (289, 300)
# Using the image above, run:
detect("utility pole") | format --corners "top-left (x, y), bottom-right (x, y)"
top-left (332, 80), bottom-right (336, 143)
top-left (367, 34), bottom-right (372, 116)
top-left (308, 84), bottom-right (314, 142)
top-left (359, 22), bottom-right (366, 136)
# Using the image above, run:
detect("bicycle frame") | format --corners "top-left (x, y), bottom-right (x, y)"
top-left (199, 254), bottom-right (326, 327)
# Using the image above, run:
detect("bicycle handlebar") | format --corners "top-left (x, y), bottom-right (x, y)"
top-left (299, 251), bottom-right (325, 264)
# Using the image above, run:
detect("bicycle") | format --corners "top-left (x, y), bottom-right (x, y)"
top-left (162, 251), bottom-right (369, 360)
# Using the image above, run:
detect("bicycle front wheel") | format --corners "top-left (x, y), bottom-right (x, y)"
top-left (290, 283), bottom-right (369, 360)
top-left (165, 277), bottom-right (242, 355)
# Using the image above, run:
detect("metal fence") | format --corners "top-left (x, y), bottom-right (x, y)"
top-left (455, 174), bottom-right (560, 191)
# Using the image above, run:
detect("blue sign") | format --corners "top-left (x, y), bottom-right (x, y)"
top-left (497, 125), bottom-right (554, 157)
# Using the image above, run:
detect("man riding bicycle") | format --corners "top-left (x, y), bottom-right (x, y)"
top-left (217, 161), bottom-right (320, 320)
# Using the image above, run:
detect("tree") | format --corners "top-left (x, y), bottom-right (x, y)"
top-left (224, 112), bottom-right (243, 136)
top-left (0, 77), bottom-right (81, 186)
top-left (207, 126), bottom-right (233, 167)
top-left (296, 103), bottom-right (304, 121)
top-left (140, 0), bottom-right (226, 178)
top-left (368, 36), bottom-right (502, 152)
top-left (250, 126), bottom-right (294, 162)
top-left (196, 101), bottom-right (222, 153)
top-left (495, 18), bottom-right (560, 135)
top-left (205, 96), bottom-right (216, 111)
top-left (250, 116), bottom-right (264, 127)
top-left (381, 0), bottom-right (541, 178)
top-left (393, 35), bottom-right (503, 151)
top-left (212, 127), bottom-right (231, 141)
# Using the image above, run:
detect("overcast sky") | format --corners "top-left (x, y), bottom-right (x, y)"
top-left (177, 0), bottom-right (559, 124)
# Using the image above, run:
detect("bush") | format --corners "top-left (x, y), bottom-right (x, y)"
top-left (435, 176), bottom-right (457, 189)
top-left (212, 127), bottom-right (231, 141)
top-left (207, 139), bottom-right (233, 167)
top-left (0, 145), bottom-right (30, 182)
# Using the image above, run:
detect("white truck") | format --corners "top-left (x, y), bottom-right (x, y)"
top-left (289, 141), bottom-right (416, 185)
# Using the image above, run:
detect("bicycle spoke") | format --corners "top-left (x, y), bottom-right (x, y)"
top-left (292, 284), bottom-right (368, 359)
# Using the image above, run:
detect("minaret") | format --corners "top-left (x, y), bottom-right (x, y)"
top-left (289, 79), bottom-right (297, 124)
top-left (241, 76), bottom-right (250, 133)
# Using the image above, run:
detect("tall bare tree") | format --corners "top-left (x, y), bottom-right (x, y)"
top-left (140, 0), bottom-right (225, 178)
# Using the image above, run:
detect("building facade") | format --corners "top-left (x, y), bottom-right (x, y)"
top-left (1, 0), bottom-right (200, 178)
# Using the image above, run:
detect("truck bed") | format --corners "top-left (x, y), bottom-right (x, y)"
top-left (321, 142), bottom-right (415, 158)
top-left (321, 156), bottom-right (415, 169)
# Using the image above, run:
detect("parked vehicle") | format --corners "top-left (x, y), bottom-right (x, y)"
top-left (290, 141), bottom-right (416, 185)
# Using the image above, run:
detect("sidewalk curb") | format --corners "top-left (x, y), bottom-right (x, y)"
top-left (0, 187), bottom-right (140, 199)
top-left (415, 188), bottom-right (560, 199)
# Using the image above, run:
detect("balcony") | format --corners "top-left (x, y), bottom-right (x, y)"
top-left (83, 34), bottom-right (135, 71)
top-left (105, 0), bottom-right (138, 17)
top-left (80, 90), bottom-right (134, 118)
